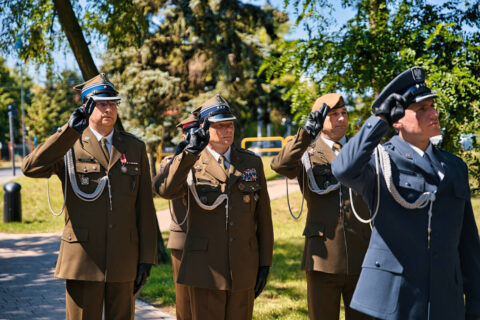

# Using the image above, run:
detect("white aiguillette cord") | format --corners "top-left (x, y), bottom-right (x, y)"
top-left (47, 148), bottom-right (111, 216)
top-left (349, 144), bottom-right (436, 247)
top-left (186, 170), bottom-right (229, 230)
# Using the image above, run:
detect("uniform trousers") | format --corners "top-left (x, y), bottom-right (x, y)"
top-left (188, 286), bottom-right (255, 320)
top-left (171, 249), bottom-right (192, 320)
top-left (306, 270), bottom-right (369, 320)
top-left (66, 279), bottom-right (134, 320)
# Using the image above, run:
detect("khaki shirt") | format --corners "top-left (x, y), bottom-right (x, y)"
top-left (156, 147), bottom-right (273, 290)
top-left (22, 125), bottom-right (158, 282)
top-left (271, 128), bottom-right (370, 274)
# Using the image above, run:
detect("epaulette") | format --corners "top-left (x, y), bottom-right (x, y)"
top-left (120, 131), bottom-right (143, 143)
top-left (235, 147), bottom-right (258, 157)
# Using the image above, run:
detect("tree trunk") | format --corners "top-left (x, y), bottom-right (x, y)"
top-left (52, 0), bottom-right (99, 80)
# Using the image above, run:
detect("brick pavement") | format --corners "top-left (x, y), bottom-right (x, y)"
top-left (0, 232), bottom-right (174, 320)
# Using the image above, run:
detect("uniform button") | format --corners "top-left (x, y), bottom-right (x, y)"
top-left (108, 224), bottom-right (113, 228)
top-left (229, 205), bottom-right (232, 210)
top-left (406, 182), bottom-right (411, 187)
top-left (68, 236), bottom-right (72, 240)
top-left (229, 221), bottom-right (234, 226)
top-left (375, 261), bottom-right (380, 267)
top-left (344, 222), bottom-right (348, 227)
top-left (229, 237), bottom-right (234, 242)
top-left (343, 205), bottom-right (348, 211)
top-left (367, 123), bottom-right (372, 128)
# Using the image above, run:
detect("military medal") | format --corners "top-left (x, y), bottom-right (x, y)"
top-left (120, 154), bottom-right (127, 173)
top-left (308, 148), bottom-right (314, 156)
top-left (80, 175), bottom-right (89, 186)
top-left (243, 194), bottom-right (251, 203)
top-left (195, 165), bottom-right (202, 173)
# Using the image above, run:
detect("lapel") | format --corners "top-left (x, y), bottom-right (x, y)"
top-left (80, 127), bottom-right (109, 169)
top-left (109, 130), bottom-right (127, 170)
top-left (390, 136), bottom-right (439, 183)
top-left (228, 147), bottom-right (244, 188)
top-left (201, 149), bottom-right (227, 183)
top-left (314, 137), bottom-right (336, 164)
top-left (432, 146), bottom-right (449, 190)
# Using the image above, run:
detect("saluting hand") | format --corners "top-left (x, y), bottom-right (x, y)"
top-left (304, 103), bottom-right (330, 139)
top-left (373, 93), bottom-right (407, 126)
top-left (68, 97), bottom-right (96, 133)
top-left (185, 118), bottom-right (210, 155)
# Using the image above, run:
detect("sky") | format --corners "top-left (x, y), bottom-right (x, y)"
top-left (5, 0), bottom-right (356, 84)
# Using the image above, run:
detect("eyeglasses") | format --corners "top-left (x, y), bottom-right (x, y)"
top-left (96, 101), bottom-right (119, 109)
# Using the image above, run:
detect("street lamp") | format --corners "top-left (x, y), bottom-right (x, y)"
top-left (15, 34), bottom-right (26, 158)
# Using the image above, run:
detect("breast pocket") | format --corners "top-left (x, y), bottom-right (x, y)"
top-left (121, 164), bottom-right (141, 193)
top-left (196, 181), bottom-right (222, 206)
top-left (397, 172), bottom-right (425, 203)
top-left (312, 163), bottom-right (338, 189)
top-left (237, 181), bottom-right (261, 211)
top-left (75, 161), bottom-right (103, 193)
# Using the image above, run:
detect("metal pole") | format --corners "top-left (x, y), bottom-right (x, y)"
top-left (9, 111), bottom-right (15, 176)
top-left (20, 63), bottom-right (25, 158)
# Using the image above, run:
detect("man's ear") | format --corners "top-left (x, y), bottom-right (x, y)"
top-left (392, 120), bottom-right (402, 131)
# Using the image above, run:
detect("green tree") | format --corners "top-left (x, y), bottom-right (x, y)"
top-left (262, 0), bottom-right (480, 185)
top-left (26, 70), bottom-right (82, 143)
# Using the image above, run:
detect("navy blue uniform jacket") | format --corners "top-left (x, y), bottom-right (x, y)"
top-left (331, 115), bottom-right (480, 320)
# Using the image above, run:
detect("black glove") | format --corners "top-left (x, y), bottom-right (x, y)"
top-left (184, 119), bottom-right (210, 155)
top-left (174, 138), bottom-right (189, 156)
top-left (68, 97), bottom-right (96, 133)
top-left (133, 263), bottom-right (152, 296)
top-left (254, 266), bottom-right (270, 299)
top-left (466, 314), bottom-right (480, 320)
top-left (373, 93), bottom-right (407, 126)
top-left (303, 103), bottom-right (330, 139)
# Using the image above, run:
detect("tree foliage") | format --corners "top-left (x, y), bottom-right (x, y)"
top-left (262, 0), bottom-right (480, 185)
top-left (26, 70), bottom-right (82, 143)
top-left (102, 0), bottom-right (293, 152)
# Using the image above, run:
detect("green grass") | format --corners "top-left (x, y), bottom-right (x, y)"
top-left (262, 156), bottom-right (282, 181)
top-left (0, 175), bottom-right (170, 233)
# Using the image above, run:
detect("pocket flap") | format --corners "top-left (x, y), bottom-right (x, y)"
top-left (362, 248), bottom-right (403, 274)
top-left (398, 173), bottom-right (424, 192)
top-left (125, 165), bottom-right (140, 176)
top-left (75, 162), bottom-right (101, 173)
top-left (186, 236), bottom-right (209, 251)
top-left (62, 227), bottom-right (88, 243)
top-left (303, 223), bottom-right (325, 237)
top-left (238, 182), bottom-right (261, 192)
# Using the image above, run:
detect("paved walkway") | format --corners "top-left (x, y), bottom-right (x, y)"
top-left (0, 232), bottom-right (174, 320)
top-left (0, 178), bottom-right (299, 319)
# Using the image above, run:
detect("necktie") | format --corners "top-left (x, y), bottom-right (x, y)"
top-left (424, 152), bottom-right (444, 181)
top-left (332, 142), bottom-right (342, 153)
top-left (100, 138), bottom-right (110, 163)
top-left (219, 155), bottom-right (229, 174)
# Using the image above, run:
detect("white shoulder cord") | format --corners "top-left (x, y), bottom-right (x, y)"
top-left (285, 169), bottom-right (305, 220)
top-left (349, 144), bottom-right (436, 247)
top-left (186, 170), bottom-right (229, 230)
top-left (47, 153), bottom-right (68, 216)
top-left (301, 151), bottom-right (341, 195)
top-left (47, 148), bottom-right (111, 216)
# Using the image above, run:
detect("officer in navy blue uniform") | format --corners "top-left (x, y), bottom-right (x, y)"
top-left (331, 67), bottom-right (480, 320)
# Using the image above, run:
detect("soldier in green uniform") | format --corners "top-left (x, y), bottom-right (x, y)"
top-left (155, 95), bottom-right (274, 320)
top-left (22, 74), bottom-right (158, 320)
top-left (271, 93), bottom-right (371, 320)
top-left (153, 114), bottom-right (199, 320)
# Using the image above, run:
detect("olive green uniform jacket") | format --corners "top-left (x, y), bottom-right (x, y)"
top-left (156, 147), bottom-right (274, 291)
top-left (271, 128), bottom-right (370, 275)
top-left (156, 156), bottom-right (187, 250)
top-left (22, 125), bottom-right (158, 282)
